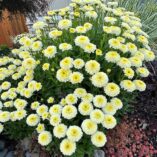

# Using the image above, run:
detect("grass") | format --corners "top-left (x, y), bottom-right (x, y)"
top-left (119, 0), bottom-right (157, 50)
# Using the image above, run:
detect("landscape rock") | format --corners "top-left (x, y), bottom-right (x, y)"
top-left (0, 149), bottom-right (8, 157)
top-left (94, 150), bottom-right (105, 157)
top-left (0, 140), bottom-right (5, 150)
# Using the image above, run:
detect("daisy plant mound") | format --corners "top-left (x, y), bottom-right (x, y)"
top-left (0, 0), bottom-right (155, 156)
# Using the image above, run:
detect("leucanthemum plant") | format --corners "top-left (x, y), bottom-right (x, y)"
top-left (0, 0), bottom-right (155, 156)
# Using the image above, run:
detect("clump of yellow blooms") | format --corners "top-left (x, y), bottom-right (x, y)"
top-left (0, 0), bottom-right (155, 156)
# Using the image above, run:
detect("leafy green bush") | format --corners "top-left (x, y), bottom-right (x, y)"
top-left (0, 45), bottom-right (10, 56)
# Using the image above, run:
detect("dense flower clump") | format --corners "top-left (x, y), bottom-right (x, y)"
top-left (0, 0), bottom-right (155, 156)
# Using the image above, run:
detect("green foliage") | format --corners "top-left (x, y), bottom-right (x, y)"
top-left (119, 0), bottom-right (157, 49)
top-left (3, 119), bottom-right (35, 140)
top-left (46, 136), bottom-right (96, 157)
top-left (0, 44), bottom-right (10, 56)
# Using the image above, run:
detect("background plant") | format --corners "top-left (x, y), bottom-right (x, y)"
top-left (119, 0), bottom-right (157, 50)
top-left (0, 0), bottom-right (48, 20)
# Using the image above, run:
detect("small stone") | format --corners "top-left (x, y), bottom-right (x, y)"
top-left (142, 123), bottom-right (148, 129)
top-left (94, 150), bottom-right (105, 157)
top-left (25, 151), bottom-right (32, 157)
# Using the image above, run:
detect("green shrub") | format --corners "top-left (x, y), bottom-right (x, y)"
top-left (0, 45), bottom-right (10, 56)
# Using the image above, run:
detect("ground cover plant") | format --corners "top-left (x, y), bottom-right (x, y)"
top-left (104, 115), bottom-right (157, 157)
top-left (0, 0), bottom-right (155, 156)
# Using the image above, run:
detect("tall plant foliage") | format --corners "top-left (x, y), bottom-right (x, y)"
top-left (119, 0), bottom-right (157, 49)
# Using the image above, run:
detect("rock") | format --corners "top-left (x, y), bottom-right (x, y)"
top-left (25, 151), bottom-right (32, 157)
top-left (142, 123), bottom-right (148, 129)
top-left (25, 151), bottom-right (40, 157)
top-left (0, 149), bottom-right (8, 157)
top-left (0, 140), bottom-right (5, 150)
top-left (29, 153), bottom-right (39, 157)
top-left (21, 138), bottom-right (31, 151)
top-left (94, 150), bottom-right (105, 157)
top-left (6, 151), bottom-right (14, 157)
